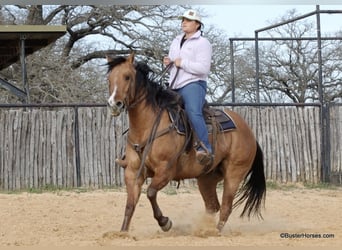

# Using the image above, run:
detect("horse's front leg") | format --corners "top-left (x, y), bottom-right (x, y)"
top-left (147, 185), bottom-right (172, 232)
top-left (120, 166), bottom-right (145, 232)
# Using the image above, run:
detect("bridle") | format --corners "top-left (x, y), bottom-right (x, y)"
top-left (108, 66), bottom-right (144, 112)
top-left (115, 62), bottom-right (180, 112)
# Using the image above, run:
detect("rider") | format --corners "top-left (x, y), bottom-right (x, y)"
top-left (163, 9), bottom-right (213, 166)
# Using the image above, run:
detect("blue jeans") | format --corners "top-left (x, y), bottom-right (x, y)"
top-left (175, 81), bottom-right (212, 154)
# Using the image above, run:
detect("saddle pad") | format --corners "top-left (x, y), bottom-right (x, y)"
top-left (208, 108), bottom-right (236, 132)
top-left (168, 108), bottom-right (236, 135)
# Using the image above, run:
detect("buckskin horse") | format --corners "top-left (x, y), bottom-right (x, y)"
top-left (106, 53), bottom-right (266, 233)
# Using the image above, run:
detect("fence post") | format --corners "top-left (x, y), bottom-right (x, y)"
top-left (229, 39), bottom-right (235, 103)
top-left (322, 103), bottom-right (331, 182)
top-left (74, 106), bottom-right (81, 187)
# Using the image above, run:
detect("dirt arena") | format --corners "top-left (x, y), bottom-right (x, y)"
top-left (0, 185), bottom-right (341, 247)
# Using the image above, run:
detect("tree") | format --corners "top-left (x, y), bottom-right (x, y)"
top-left (2, 6), bottom-right (341, 104)
top-left (206, 31), bottom-right (257, 103)
top-left (0, 5), bottom-right (188, 103)
top-left (258, 9), bottom-right (342, 103)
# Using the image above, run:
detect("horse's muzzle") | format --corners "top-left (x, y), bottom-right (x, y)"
top-left (108, 101), bottom-right (124, 117)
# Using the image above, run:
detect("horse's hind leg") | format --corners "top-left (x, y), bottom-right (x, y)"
top-left (217, 164), bottom-right (249, 231)
top-left (197, 170), bottom-right (223, 214)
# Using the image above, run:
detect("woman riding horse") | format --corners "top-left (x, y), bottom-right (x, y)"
top-left (106, 53), bottom-right (266, 233)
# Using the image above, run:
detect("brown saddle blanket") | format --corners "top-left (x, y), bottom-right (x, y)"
top-left (168, 106), bottom-right (236, 135)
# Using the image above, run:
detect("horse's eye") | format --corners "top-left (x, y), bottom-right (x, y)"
top-left (125, 75), bottom-right (130, 81)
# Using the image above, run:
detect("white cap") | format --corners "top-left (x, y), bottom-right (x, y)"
top-left (179, 9), bottom-right (202, 24)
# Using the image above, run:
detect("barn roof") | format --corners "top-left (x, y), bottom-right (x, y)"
top-left (0, 25), bottom-right (66, 70)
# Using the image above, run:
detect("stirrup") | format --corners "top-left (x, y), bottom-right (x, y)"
top-left (196, 150), bottom-right (213, 167)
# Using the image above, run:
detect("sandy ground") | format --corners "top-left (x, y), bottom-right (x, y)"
top-left (0, 185), bottom-right (341, 247)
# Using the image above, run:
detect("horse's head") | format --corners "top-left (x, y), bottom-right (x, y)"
top-left (106, 53), bottom-right (136, 116)
top-left (107, 53), bottom-right (179, 116)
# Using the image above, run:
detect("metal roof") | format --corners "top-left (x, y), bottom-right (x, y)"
top-left (0, 25), bottom-right (66, 70)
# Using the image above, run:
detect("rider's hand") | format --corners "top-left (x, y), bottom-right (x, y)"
top-left (174, 58), bottom-right (182, 68)
top-left (163, 56), bottom-right (171, 66)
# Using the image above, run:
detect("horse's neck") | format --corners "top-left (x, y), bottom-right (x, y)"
top-left (128, 103), bottom-right (158, 139)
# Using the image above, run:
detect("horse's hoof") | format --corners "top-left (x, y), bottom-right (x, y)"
top-left (217, 221), bottom-right (225, 232)
top-left (161, 218), bottom-right (172, 232)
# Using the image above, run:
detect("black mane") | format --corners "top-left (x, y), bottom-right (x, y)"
top-left (107, 56), bottom-right (127, 73)
top-left (107, 57), bottom-right (180, 111)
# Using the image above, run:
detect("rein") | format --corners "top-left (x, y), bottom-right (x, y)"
top-left (157, 62), bottom-right (179, 89)
top-left (128, 108), bottom-right (176, 179)
top-left (126, 92), bottom-right (145, 110)
top-left (127, 106), bottom-right (191, 180)
top-left (169, 66), bottom-right (180, 89)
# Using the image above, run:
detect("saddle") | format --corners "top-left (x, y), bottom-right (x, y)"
top-left (167, 94), bottom-right (236, 163)
top-left (168, 103), bottom-right (236, 136)
top-left (166, 101), bottom-right (236, 175)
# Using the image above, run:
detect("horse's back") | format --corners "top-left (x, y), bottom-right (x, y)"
top-left (218, 108), bottom-right (257, 163)
top-left (223, 108), bottom-right (256, 139)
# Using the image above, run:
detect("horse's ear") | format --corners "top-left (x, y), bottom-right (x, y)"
top-left (106, 54), bottom-right (113, 63)
top-left (127, 52), bottom-right (135, 64)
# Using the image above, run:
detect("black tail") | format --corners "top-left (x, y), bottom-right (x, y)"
top-left (233, 142), bottom-right (266, 218)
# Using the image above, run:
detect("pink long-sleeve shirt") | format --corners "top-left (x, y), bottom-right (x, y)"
top-left (167, 30), bottom-right (212, 89)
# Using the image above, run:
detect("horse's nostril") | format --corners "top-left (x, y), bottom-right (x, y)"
top-left (116, 101), bottom-right (123, 108)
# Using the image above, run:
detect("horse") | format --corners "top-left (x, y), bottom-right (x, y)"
top-left (106, 53), bottom-right (266, 233)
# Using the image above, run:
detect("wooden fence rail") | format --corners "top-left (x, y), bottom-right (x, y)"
top-left (0, 105), bottom-right (341, 190)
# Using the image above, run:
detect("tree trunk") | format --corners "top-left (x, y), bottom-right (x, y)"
top-left (26, 5), bottom-right (43, 24)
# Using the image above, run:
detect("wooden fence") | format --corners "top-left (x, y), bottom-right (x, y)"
top-left (233, 106), bottom-right (322, 183)
top-left (329, 104), bottom-right (342, 184)
top-left (0, 104), bottom-right (341, 190)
